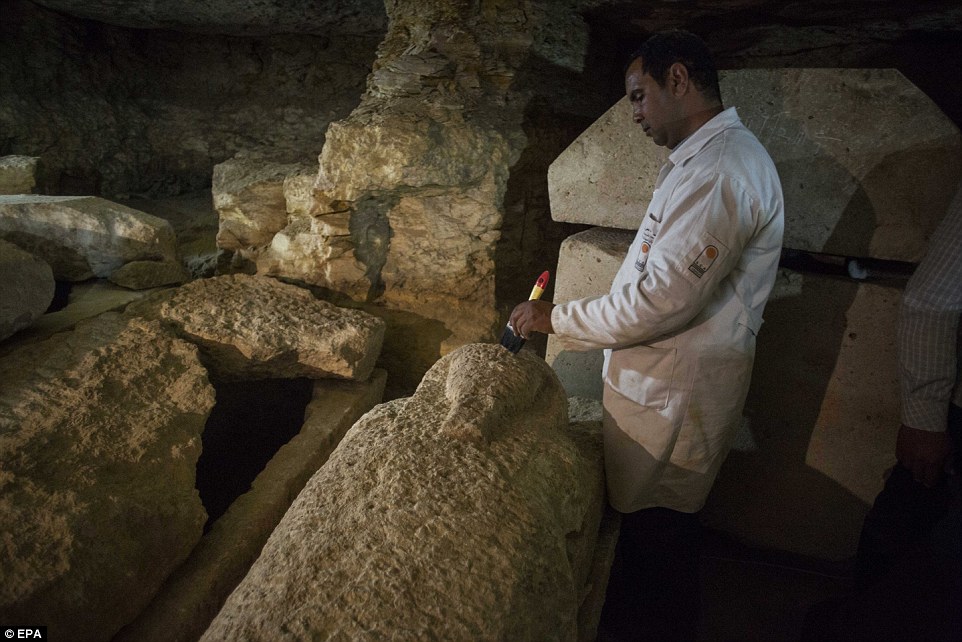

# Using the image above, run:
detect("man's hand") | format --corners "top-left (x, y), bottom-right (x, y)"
top-left (895, 424), bottom-right (953, 487)
top-left (507, 300), bottom-right (555, 339)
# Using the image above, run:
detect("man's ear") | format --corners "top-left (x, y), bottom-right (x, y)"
top-left (667, 62), bottom-right (689, 96)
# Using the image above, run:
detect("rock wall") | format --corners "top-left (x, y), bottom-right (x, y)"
top-left (0, 0), bottom-right (383, 198)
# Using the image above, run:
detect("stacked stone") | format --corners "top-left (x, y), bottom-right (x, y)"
top-left (544, 68), bottom-right (962, 559)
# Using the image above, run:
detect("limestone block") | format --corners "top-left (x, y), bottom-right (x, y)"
top-left (546, 227), bottom-right (633, 400)
top-left (549, 69), bottom-right (962, 261)
top-left (203, 344), bottom-right (606, 641)
top-left (0, 239), bottom-right (55, 341)
top-left (0, 312), bottom-right (215, 642)
top-left (256, 214), bottom-right (372, 300)
top-left (127, 274), bottom-right (385, 381)
top-left (282, 166), bottom-right (319, 217)
top-left (703, 273), bottom-right (901, 560)
top-left (0, 155), bottom-right (39, 194)
top-left (213, 157), bottom-right (312, 251)
top-left (0, 195), bottom-right (177, 281)
top-left (115, 371), bottom-right (387, 642)
top-left (108, 259), bottom-right (191, 290)
top-left (316, 114), bottom-right (509, 203)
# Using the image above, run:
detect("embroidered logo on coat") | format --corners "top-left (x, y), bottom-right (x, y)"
top-left (634, 227), bottom-right (657, 272)
top-left (688, 245), bottom-right (718, 278)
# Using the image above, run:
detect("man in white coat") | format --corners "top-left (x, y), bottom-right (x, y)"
top-left (509, 30), bottom-right (784, 640)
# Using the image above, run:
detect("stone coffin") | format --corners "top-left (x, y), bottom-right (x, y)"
top-left (0, 239), bottom-right (55, 341)
top-left (546, 227), bottom-right (901, 558)
top-left (0, 312), bottom-right (215, 642)
top-left (202, 343), bottom-right (606, 641)
top-left (126, 274), bottom-right (386, 381)
top-left (549, 68), bottom-right (962, 262)
top-left (0, 195), bottom-right (177, 281)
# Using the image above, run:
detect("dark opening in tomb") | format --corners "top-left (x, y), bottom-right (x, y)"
top-left (45, 280), bottom-right (72, 313)
top-left (195, 377), bottom-right (314, 531)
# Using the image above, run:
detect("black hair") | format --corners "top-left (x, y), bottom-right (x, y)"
top-left (626, 30), bottom-right (722, 103)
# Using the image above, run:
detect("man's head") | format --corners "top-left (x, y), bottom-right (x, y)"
top-left (624, 30), bottom-right (723, 149)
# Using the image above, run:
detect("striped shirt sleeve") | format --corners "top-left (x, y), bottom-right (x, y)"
top-left (898, 185), bottom-right (962, 432)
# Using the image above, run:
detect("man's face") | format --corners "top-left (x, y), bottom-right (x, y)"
top-left (625, 57), bottom-right (684, 149)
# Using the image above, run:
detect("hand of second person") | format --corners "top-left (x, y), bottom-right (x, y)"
top-left (507, 300), bottom-right (555, 339)
top-left (895, 423), bottom-right (953, 487)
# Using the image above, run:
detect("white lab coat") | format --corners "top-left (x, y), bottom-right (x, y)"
top-left (552, 108), bottom-right (784, 513)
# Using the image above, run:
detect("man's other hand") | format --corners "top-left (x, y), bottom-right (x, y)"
top-left (895, 424), bottom-right (953, 487)
top-left (507, 300), bottom-right (555, 339)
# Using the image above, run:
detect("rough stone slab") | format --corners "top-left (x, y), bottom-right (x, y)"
top-left (202, 343), bottom-right (605, 641)
top-left (546, 227), bottom-right (633, 400)
top-left (108, 259), bottom-right (191, 290)
top-left (127, 274), bottom-right (385, 381)
top-left (549, 68), bottom-right (962, 261)
top-left (0, 312), bottom-right (215, 642)
top-left (703, 274), bottom-right (901, 560)
top-left (0, 195), bottom-right (177, 280)
top-left (0, 239), bottom-right (54, 341)
top-left (0, 155), bottom-right (39, 194)
top-left (213, 157), bottom-right (311, 251)
top-left (116, 370), bottom-right (387, 642)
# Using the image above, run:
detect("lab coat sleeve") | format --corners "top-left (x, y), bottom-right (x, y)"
top-left (552, 173), bottom-right (757, 350)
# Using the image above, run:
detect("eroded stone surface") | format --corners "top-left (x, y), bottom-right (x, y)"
top-left (213, 157), bottom-right (313, 252)
top-left (127, 274), bottom-right (385, 381)
top-left (0, 239), bottom-right (54, 341)
top-left (0, 195), bottom-right (177, 280)
top-left (0, 312), bottom-right (214, 642)
top-left (0, 155), bottom-right (39, 194)
top-left (549, 68), bottom-right (962, 261)
top-left (203, 343), bottom-right (605, 641)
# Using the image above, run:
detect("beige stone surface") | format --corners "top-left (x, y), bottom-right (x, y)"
top-left (0, 195), bottom-right (177, 280)
top-left (116, 371), bottom-right (387, 642)
top-left (702, 273), bottom-right (901, 560)
top-left (549, 68), bottom-right (962, 261)
top-left (0, 312), bottom-right (215, 642)
top-left (546, 227), bottom-right (634, 400)
top-left (0, 239), bottom-right (54, 341)
top-left (127, 274), bottom-right (385, 381)
top-left (213, 157), bottom-right (312, 251)
top-left (203, 343), bottom-right (605, 641)
top-left (0, 155), bottom-right (39, 194)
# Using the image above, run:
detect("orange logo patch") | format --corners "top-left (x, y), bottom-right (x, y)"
top-left (688, 245), bottom-right (719, 278)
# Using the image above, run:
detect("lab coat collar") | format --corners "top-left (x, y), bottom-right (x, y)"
top-left (668, 106), bottom-right (741, 168)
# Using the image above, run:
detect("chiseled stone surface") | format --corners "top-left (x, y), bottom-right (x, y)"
top-left (0, 155), bottom-right (39, 194)
top-left (0, 239), bottom-right (54, 341)
top-left (127, 274), bottom-right (385, 381)
top-left (0, 312), bottom-right (215, 642)
top-left (549, 68), bottom-right (962, 261)
top-left (203, 343), bottom-right (605, 641)
top-left (0, 195), bottom-right (177, 281)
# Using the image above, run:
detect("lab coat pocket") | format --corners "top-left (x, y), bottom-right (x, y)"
top-left (605, 345), bottom-right (677, 410)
